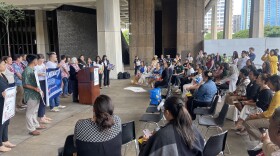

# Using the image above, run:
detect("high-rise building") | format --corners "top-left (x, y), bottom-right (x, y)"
top-left (233, 15), bottom-right (241, 33)
top-left (241, 0), bottom-right (280, 30)
top-left (241, 0), bottom-right (251, 30)
top-left (265, 0), bottom-right (280, 26)
top-left (204, 0), bottom-right (225, 32)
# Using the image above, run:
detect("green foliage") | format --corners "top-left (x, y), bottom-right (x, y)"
top-left (264, 25), bottom-right (280, 37)
top-left (204, 31), bottom-right (224, 40)
top-left (232, 29), bottom-right (249, 38)
top-left (0, 2), bottom-right (24, 24)
top-left (122, 29), bottom-right (129, 45)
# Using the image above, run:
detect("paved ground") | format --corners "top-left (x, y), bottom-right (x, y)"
top-left (1, 78), bottom-right (253, 156)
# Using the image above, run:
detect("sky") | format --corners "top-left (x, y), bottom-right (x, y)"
top-left (233, 0), bottom-right (242, 15)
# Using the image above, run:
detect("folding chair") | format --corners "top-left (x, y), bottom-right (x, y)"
top-left (194, 95), bottom-right (219, 117)
top-left (139, 109), bottom-right (164, 129)
top-left (122, 121), bottom-right (138, 156)
top-left (203, 131), bottom-right (228, 156)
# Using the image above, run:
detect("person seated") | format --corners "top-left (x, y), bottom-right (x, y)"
top-left (138, 66), bottom-right (153, 86)
top-left (242, 59), bottom-right (256, 72)
top-left (216, 65), bottom-right (239, 93)
top-left (74, 95), bottom-right (122, 156)
top-left (262, 49), bottom-right (278, 75)
top-left (187, 70), bottom-right (218, 120)
top-left (148, 62), bottom-right (163, 88)
top-left (154, 62), bottom-right (170, 88)
top-left (261, 107), bottom-right (280, 155)
top-left (224, 68), bottom-right (250, 105)
top-left (262, 61), bottom-right (271, 75)
top-left (172, 61), bottom-right (184, 88)
top-left (233, 70), bottom-right (260, 111)
top-left (231, 74), bottom-right (272, 132)
top-left (182, 66), bottom-right (203, 98)
top-left (205, 55), bottom-right (214, 71)
top-left (132, 61), bottom-right (147, 85)
top-left (213, 63), bottom-right (224, 80)
top-left (180, 63), bottom-right (195, 93)
top-left (139, 96), bottom-right (204, 156)
top-left (243, 75), bottom-right (280, 150)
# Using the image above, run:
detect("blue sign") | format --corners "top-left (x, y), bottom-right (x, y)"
top-left (46, 68), bottom-right (62, 104)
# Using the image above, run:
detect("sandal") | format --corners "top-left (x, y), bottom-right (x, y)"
top-left (36, 125), bottom-right (47, 130)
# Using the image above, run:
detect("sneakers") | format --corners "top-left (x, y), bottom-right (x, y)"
top-left (58, 105), bottom-right (66, 109)
top-left (50, 107), bottom-right (60, 112)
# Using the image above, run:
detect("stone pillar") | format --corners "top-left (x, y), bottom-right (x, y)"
top-left (211, 3), bottom-right (217, 40)
top-left (97, 0), bottom-right (123, 79)
top-left (129, 0), bottom-right (155, 68)
top-left (177, 0), bottom-right (204, 60)
top-left (249, 0), bottom-right (264, 38)
top-left (223, 0), bottom-right (233, 39)
top-left (35, 10), bottom-right (49, 56)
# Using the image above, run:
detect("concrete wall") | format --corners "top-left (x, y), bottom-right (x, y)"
top-left (57, 10), bottom-right (97, 59)
top-left (204, 38), bottom-right (280, 65)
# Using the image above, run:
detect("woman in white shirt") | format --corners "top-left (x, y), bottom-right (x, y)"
top-left (35, 54), bottom-right (52, 124)
top-left (93, 56), bottom-right (104, 89)
top-left (187, 53), bottom-right (193, 64)
top-left (232, 51), bottom-right (239, 66)
top-left (218, 65), bottom-right (239, 92)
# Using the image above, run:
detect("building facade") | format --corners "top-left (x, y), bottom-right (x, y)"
top-left (204, 0), bottom-right (225, 32)
top-left (233, 15), bottom-right (241, 33)
top-left (265, 0), bottom-right (280, 26)
top-left (241, 0), bottom-right (251, 30)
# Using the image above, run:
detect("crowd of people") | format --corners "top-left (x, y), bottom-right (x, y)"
top-left (0, 52), bottom-right (112, 152)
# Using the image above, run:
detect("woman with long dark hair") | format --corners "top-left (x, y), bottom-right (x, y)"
top-left (139, 96), bottom-right (204, 156)
top-left (94, 56), bottom-right (104, 89)
top-left (0, 58), bottom-right (16, 152)
top-left (232, 51), bottom-right (239, 65)
top-left (102, 55), bottom-right (110, 87)
top-left (74, 95), bottom-right (122, 156)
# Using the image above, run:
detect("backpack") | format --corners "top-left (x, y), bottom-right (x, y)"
top-left (118, 72), bottom-right (123, 79)
top-left (123, 72), bottom-right (131, 79)
top-left (150, 88), bottom-right (161, 105)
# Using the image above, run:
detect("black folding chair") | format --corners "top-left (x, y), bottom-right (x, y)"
top-left (194, 95), bottom-right (219, 117)
top-left (139, 109), bottom-right (164, 129)
top-left (198, 103), bottom-right (231, 154)
top-left (58, 134), bottom-right (77, 156)
top-left (203, 131), bottom-right (228, 156)
top-left (122, 121), bottom-right (138, 156)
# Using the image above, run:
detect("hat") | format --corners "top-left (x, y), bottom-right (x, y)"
top-left (26, 54), bottom-right (38, 64)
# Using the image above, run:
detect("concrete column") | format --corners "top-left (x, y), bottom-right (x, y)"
top-left (129, 0), bottom-right (155, 68)
top-left (211, 3), bottom-right (217, 40)
top-left (177, 0), bottom-right (204, 60)
top-left (97, 0), bottom-right (123, 79)
top-left (223, 0), bottom-right (233, 39)
top-left (249, 0), bottom-right (264, 38)
top-left (35, 10), bottom-right (49, 56)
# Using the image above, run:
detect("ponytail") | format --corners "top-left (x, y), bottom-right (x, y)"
top-left (164, 97), bottom-right (195, 149)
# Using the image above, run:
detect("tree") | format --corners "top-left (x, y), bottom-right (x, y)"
top-left (232, 29), bottom-right (249, 39)
top-left (0, 2), bottom-right (24, 56)
top-left (204, 31), bottom-right (224, 40)
top-left (122, 29), bottom-right (129, 45)
top-left (264, 25), bottom-right (280, 37)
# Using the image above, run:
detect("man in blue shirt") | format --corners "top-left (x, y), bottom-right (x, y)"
top-left (248, 47), bottom-right (256, 61)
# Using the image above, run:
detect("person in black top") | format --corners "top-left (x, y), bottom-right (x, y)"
top-left (173, 61), bottom-right (184, 87)
top-left (234, 70), bottom-right (260, 111)
top-left (78, 55), bottom-right (87, 69)
top-left (69, 57), bottom-right (81, 103)
top-left (134, 56), bottom-right (141, 76)
top-left (232, 74), bottom-right (273, 132)
top-left (154, 62), bottom-right (170, 88)
top-left (102, 55), bottom-right (110, 87)
top-left (74, 95), bottom-right (122, 156)
top-left (0, 58), bottom-right (16, 152)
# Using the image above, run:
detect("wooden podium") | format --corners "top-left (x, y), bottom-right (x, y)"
top-left (77, 67), bottom-right (100, 105)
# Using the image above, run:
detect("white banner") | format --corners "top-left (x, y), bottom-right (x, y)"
top-left (94, 68), bottom-right (99, 86)
top-left (2, 87), bottom-right (16, 124)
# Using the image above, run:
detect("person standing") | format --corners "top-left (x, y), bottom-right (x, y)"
top-left (69, 57), bottom-right (81, 103)
top-left (35, 54), bottom-right (52, 124)
top-left (60, 55), bottom-right (70, 98)
top-left (2, 56), bottom-right (15, 87)
top-left (237, 51), bottom-right (249, 70)
top-left (12, 54), bottom-right (26, 110)
top-left (0, 58), bottom-right (16, 152)
top-left (134, 56), bottom-right (141, 76)
top-left (248, 47), bottom-right (256, 62)
top-left (23, 54), bottom-right (46, 136)
top-left (45, 52), bottom-right (66, 112)
top-left (78, 55), bottom-right (87, 69)
top-left (262, 49), bottom-right (278, 75)
top-left (87, 58), bottom-right (93, 67)
top-left (94, 56), bottom-right (104, 89)
top-left (102, 55), bottom-right (110, 87)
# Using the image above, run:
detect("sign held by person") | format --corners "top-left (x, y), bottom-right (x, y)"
top-left (45, 68), bottom-right (62, 106)
top-left (2, 87), bottom-right (16, 124)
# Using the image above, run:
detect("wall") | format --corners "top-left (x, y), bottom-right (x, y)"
top-left (57, 10), bottom-right (97, 59)
top-left (204, 38), bottom-right (280, 65)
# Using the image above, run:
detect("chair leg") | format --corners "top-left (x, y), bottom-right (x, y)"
top-left (216, 127), bottom-right (231, 155)
top-left (134, 140), bottom-right (139, 156)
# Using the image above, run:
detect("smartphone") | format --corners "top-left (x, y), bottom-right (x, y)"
top-left (143, 129), bottom-right (152, 137)
top-left (259, 128), bottom-right (267, 134)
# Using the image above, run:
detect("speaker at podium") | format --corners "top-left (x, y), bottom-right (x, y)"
top-left (77, 67), bottom-right (100, 105)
